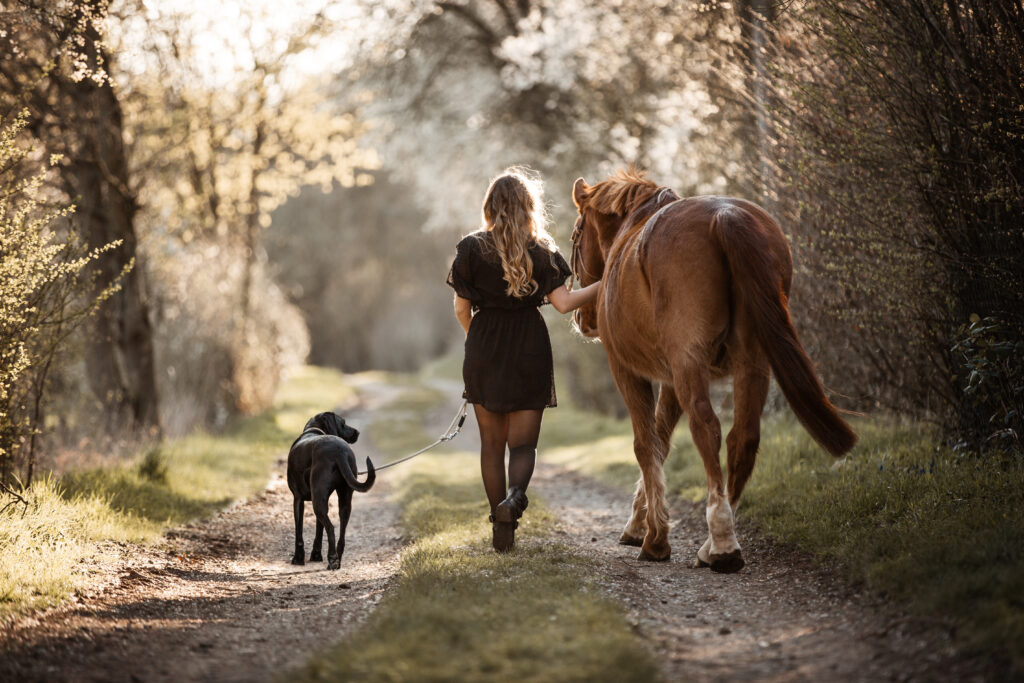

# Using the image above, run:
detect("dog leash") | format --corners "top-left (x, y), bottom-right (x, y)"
top-left (357, 399), bottom-right (469, 475)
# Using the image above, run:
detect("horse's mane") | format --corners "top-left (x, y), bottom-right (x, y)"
top-left (587, 167), bottom-right (660, 215)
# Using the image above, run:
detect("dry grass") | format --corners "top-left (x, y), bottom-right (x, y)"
top-left (0, 365), bottom-right (353, 623)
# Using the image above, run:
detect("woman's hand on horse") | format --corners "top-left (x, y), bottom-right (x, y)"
top-left (549, 281), bottom-right (601, 314)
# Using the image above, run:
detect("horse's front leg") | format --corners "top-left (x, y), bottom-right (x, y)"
top-left (610, 364), bottom-right (670, 561)
top-left (620, 384), bottom-right (681, 547)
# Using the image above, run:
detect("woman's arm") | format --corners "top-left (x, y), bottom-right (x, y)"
top-left (454, 294), bottom-right (473, 334)
top-left (547, 281), bottom-right (601, 314)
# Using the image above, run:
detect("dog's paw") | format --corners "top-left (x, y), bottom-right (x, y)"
top-left (327, 556), bottom-right (341, 570)
top-left (290, 555), bottom-right (305, 566)
top-left (309, 551), bottom-right (323, 562)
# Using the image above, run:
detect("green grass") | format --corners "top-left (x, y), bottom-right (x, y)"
top-left (0, 365), bottom-right (354, 623)
top-left (293, 402), bottom-right (659, 682)
top-left (541, 403), bottom-right (1024, 669)
top-left (739, 417), bottom-right (1024, 668)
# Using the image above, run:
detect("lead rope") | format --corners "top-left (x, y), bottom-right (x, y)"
top-left (357, 399), bottom-right (469, 475)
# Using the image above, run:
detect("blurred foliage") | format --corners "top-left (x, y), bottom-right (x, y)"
top-left (344, 0), bottom-right (758, 224)
top-left (0, 0), bottom-right (161, 434)
top-left (266, 173), bottom-right (452, 373)
top-left (145, 241), bottom-right (309, 435)
top-left (0, 109), bottom-right (122, 484)
top-left (3, 0), bottom-right (1020, 474)
top-left (112, 2), bottom-right (372, 422)
top-left (751, 1), bottom-right (1024, 449)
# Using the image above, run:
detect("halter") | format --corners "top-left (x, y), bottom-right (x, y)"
top-left (569, 214), bottom-right (590, 289)
top-left (570, 186), bottom-right (680, 288)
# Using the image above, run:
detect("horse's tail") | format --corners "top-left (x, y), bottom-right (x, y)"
top-left (711, 206), bottom-right (857, 457)
top-left (337, 454), bottom-right (375, 492)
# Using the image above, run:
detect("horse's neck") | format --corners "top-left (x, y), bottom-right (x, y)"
top-left (602, 190), bottom-right (681, 260)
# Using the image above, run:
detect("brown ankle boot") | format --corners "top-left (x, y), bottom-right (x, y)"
top-left (496, 486), bottom-right (529, 520)
top-left (489, 513), bottom-right (516, 552)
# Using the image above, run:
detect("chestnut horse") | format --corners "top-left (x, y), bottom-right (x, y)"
top-left (571, 169), bottom-right (856, 572)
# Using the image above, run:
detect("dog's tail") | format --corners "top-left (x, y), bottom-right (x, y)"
top-left (339, 455), bottom-right (375, 492)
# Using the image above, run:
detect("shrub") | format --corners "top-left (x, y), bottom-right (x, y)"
top-left (0, 110), bottom-right (121, 483)
top-left (754, 1), bottom-right (1024, 447)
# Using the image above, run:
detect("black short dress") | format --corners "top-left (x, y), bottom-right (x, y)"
top-left (447, 231), bottom-right (573, 413)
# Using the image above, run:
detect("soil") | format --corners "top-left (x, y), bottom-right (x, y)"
top-left (0, 376), bottom-right (1000, 682)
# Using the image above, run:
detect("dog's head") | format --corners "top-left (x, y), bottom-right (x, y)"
top-left (305, 412), bottom-right (359, 443)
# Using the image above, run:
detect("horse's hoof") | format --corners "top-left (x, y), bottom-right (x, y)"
top-left (637, 548), bottom-right (671, 562)
top-left (309, 551), bottom-right (323, 562)
top-left (291, 555), bottom-right (305, 566)
top-left (693, 556), bottom-right (710, 569)
top-left (709, 549), bottom-right (744, 574)
top-left (327, 557), bottom-right (341, 570)
top-left (619, 533), bottom-right (644, 547)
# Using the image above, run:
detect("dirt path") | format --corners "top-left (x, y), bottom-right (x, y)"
top-left (531, 464), bottom-right (990, 682)
top-left (0, 378), bottom-right (405, 683)
top-left (426, 383), bottom-right (989, 681)
top-left (1, 376), bottom-right (995, 682)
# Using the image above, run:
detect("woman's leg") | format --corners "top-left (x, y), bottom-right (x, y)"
top-left (494, 409), bottom-right (543, 532)
top-left (473, 404), bottom-right (509, 514)
top-left (506, 409), bottom-right (543, 492)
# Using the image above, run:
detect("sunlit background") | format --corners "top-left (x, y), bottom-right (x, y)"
top-left (2, 0), bottom-right (1021, 460)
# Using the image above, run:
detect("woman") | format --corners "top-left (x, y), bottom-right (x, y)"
top-left (447, 168), bottom-right (601, 552)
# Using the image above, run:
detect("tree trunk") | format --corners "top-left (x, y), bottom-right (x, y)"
top-left (62, 6), bottom-right (160, 435)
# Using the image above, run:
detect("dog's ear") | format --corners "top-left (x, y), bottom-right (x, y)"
top-left (330, 413), bottom-right (346, 437)
top-left (344, 425), bottom-right (359, 444)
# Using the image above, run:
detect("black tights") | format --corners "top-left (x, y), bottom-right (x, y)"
top-left (473, 404), bottom-right (543, 514)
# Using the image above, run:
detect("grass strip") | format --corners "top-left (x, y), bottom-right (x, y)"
top-left (0, 365), bottom-right (354, 622)
top-left (542, 404), bottom-right (1024, 669)
top-left (292, 412), bottom-right (659, 682)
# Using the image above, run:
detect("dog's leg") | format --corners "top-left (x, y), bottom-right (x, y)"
top-left (336, 488), bottom-right (353, 563)
top-left (313, 492), bottom-right (338, 570)
top-left (310, 520), bottom-right (324, 562)
top-left (291, 496), bottom-right (305, 565)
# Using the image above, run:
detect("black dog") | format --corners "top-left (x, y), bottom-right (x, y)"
top-left (287, 412), bottom-right (375, 569)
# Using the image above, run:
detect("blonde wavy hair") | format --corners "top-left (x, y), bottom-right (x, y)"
top-left (480, 167), bottom-right (555, 297)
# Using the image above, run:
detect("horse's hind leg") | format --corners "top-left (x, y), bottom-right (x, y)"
top-left (727, 358), bottom-right (770, 507)
top-left (674, 363), bottom-right (742, 573)
top-left (611, 364), bottom-right (671, 561)
top-left (621, 385), bottom-right (681, 547)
